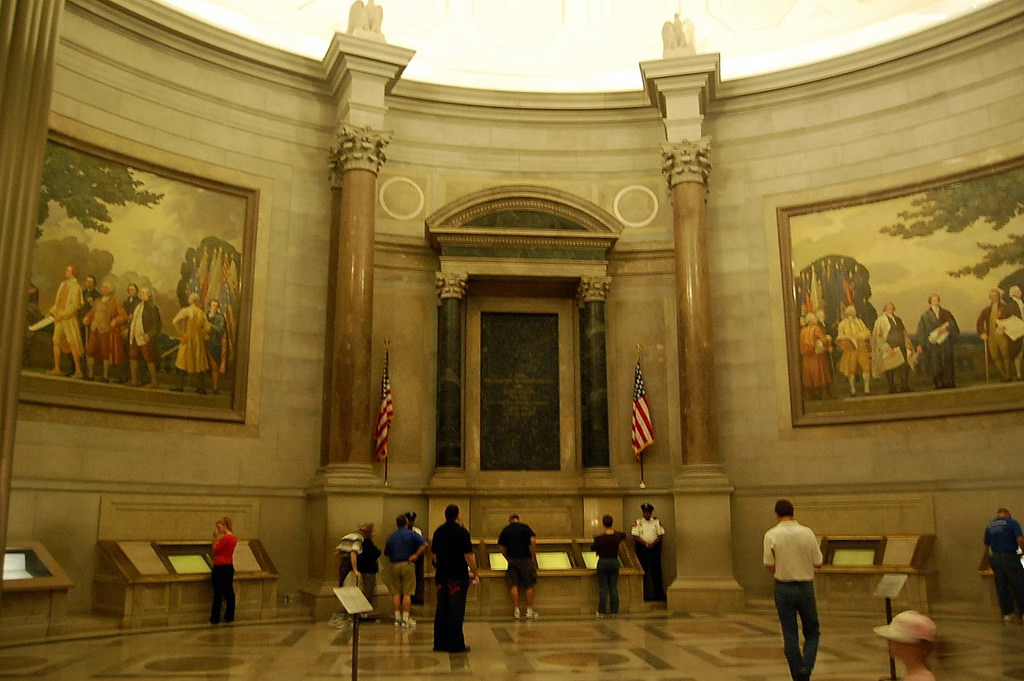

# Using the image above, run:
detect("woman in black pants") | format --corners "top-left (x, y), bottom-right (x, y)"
top-left (210, 516), bottom-right (238, 624)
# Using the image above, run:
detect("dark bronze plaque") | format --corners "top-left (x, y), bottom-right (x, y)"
top-left (480, 312), bottom-right (560, 470)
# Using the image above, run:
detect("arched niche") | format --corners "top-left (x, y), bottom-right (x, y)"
top-left (425, 185), bottom-right (622, 479)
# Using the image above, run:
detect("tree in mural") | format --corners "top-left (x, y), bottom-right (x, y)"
top-left (795, 255), bottom-right (877, 337)
top-left (36, 142), bottom-right (163, 237)
top-left (880, 167), bottom-right (1024, 281)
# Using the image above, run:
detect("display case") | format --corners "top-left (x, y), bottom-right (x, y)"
top-left (93, 539), bottom-right (279, 628)
top-left (2, 542), bottom-right (75, 638)
top-left (816, 534), bottom-right (936, 613)
top-left (424, 537), bottom-right (643, 617)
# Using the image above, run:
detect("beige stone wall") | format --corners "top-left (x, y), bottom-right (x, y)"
top-left (8, 0), bottom-right (1023, 617)
top-left (9, 1), bottom-right (334, 611)
top-left (708, 12), bottom-right (1024, 605)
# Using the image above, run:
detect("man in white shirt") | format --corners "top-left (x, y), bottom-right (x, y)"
top-left (763, 499), bottom-right (823, 681)
top-left (631, 503), bottom-right (666, 601)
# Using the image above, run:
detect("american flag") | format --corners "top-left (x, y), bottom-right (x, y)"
top-left (631, 359), bottom-right (654, 460)
top-left (374, 349), bottom-right (393, 462)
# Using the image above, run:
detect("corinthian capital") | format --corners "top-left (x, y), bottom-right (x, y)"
top-left (329, 124), bottom-right (391, 182)
top-left (435, 272), bottom-right (468, 301)
top-left (577, 276), bottom-right (611, 304)
top-left (661, 137), bottom-right (712, 189)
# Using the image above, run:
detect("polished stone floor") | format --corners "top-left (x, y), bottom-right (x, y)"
top-left (1, 609), bottom-right (1022, 681)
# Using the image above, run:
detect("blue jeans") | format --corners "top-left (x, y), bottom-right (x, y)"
top-left (774, 581), bottom-right (819, 681)
top-left (596, 557), bottom-right (620, 614)
top-left (990, 552), bottom-right (1024, 616)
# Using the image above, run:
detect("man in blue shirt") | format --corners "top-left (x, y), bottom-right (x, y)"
top-left (384, 514), bottom-right (427, 628)
top-left (984, 507), bottom-right (1024, 624)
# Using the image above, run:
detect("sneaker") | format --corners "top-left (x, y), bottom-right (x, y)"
top-left (403, 617), bottom-right (417, 628)
top-left (1003, 613), bottom-right (1021, 624)
top-left (595, 612), bottom-right (605, 618)
top-left (513, 608), bottom-right (522, 620)
top-left (525, 608), bottom-right (539, 620)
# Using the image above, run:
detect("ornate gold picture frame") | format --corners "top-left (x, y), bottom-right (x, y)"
top-left (779, 158), bottom-right (1024, 425)
top-left (20, 134), bottom-right (257, 421)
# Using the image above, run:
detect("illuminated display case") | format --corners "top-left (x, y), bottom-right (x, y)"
top-left (427, 537), bottom-right (642, 617)
top-left (2, 542), bottom-right (75, 638)
top-left (93, 539), bottom-right (279, 628)
top-left (816, 534), bottom-right (936, 613)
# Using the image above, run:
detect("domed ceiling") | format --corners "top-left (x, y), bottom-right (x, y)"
top-left (152, 0), bottom-right (999, 91)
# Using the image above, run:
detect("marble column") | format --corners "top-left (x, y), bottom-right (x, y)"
top-left (662, 138), bottom-right (744, 611)
top-left (321, 124), bottom-right (390, 468)
top-left (0, 0), bottom-right (66, 618)
top-left (434, 272), bottom-right (467, 469)
top-left (577, 277), bottom-right (611, 469)
top-left (663, 138), bottom-right (717, 465)
top-left (304, 124), bottom-right (390, 620)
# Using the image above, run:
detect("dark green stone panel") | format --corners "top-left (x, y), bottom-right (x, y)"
top-left (480, 312), bottom-right (560, 471)
top-left (435, 298), bottom-right (464, 468)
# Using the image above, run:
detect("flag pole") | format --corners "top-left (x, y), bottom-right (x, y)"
top-left (637, 344), bottom-right (646, 489)
top-left (379, 339), bottom-right (391, 487)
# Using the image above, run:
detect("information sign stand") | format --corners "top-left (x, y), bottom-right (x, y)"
top-left (333, 586), bottom-right (373, 681)
top-left (873, 574), bottom-right (909, 681)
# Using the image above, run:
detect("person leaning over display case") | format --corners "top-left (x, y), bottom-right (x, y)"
top-left (592, 514), bottom-right (627, 617)
top-left (210, 516), bottom-right (237, 625)
top-left (497, 513), bottom-right (539, 620)
top-left (984, 507), bottom-right (1024, 624)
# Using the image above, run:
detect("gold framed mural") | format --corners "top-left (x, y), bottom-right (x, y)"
top-left (779, 158), bottom-right (1024, 425)
top-left (20, 134), bottom-right (257, 421)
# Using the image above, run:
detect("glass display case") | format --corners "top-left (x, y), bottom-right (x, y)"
top-left (93, 539), bottom-right (279, 628)
top-left (816, 534), bottom-right (936, 614)
top-left (2, 542), bottom-right (75, 638)
top-left (424, 537), bottom-right (642, 617)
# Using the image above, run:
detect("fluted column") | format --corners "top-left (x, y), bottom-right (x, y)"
top-left (0, 0), bottom-right (66, 619)
top-left (662, 138), bottom-right (717, 465)
top-left (321, 124), bottom-right (390, 466)
top-left (434, 272), bottom-right (467, 469)
top-left (577, 276), bottom-right (611, 468)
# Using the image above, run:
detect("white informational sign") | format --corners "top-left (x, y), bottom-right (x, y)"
top-left (873, 573), bottom-right (909, 599)
top-left (333, 586), bottom-right (373, 614)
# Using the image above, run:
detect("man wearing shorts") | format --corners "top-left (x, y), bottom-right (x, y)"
top-left (498, 513), bottom-right (539, 620)
top-left (384, 514), bottom-right (427, 627)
